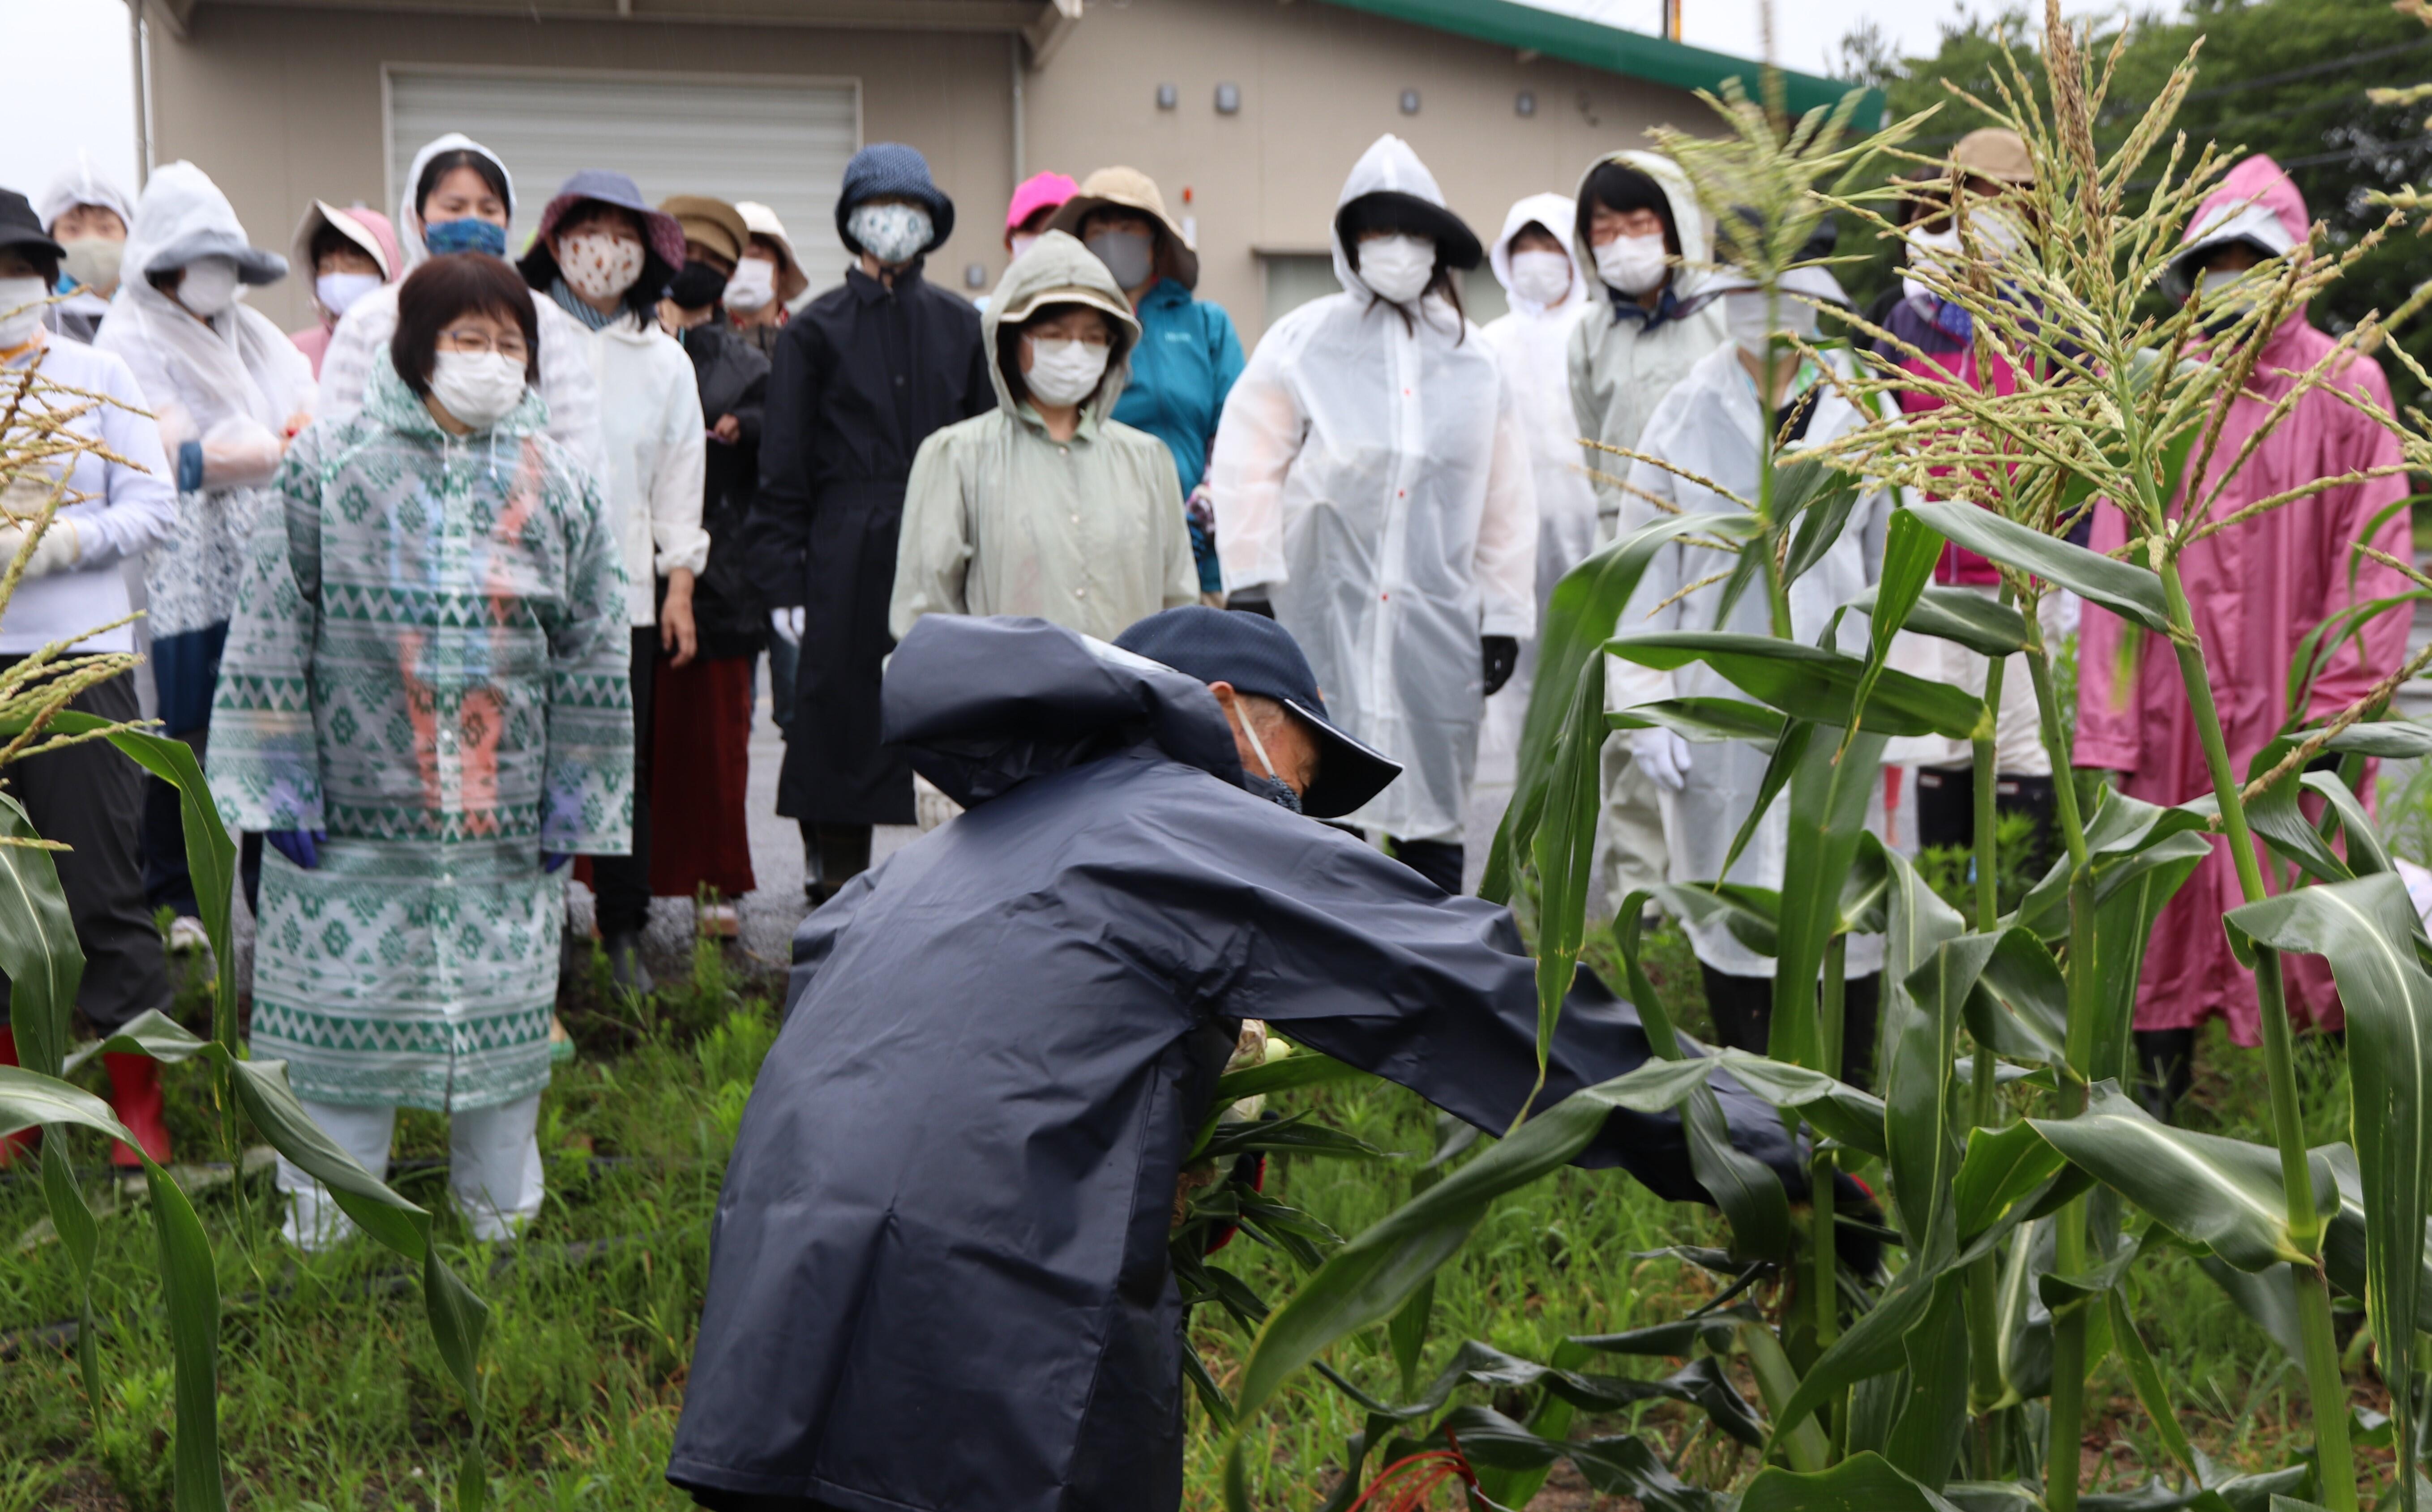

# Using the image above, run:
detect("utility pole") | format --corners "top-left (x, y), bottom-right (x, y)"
top-left (1661, 0), bottom-right (1682, 42)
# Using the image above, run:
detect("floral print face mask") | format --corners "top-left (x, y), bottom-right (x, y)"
top-left (559, 230), bottom-right (646, 302)
top-left (848, 201), bottom-right (934, 266)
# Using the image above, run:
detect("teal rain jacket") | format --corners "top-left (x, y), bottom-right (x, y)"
top-left (1110, 277), bottom-right (1244, 594)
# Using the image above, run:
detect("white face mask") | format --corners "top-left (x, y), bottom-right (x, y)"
top-left (60, 237), bottom-right (124, 295)
top-left (177, 256), bottom-right (242, 317)
top-left (1022, 335), bottom-right (1111, 407)
top-left (1357, 235), bottom-right (1436, 304)
top-left (0, 277), bottom-right (47, 349)
top-left (1722, 290), bottom-right (1818, 357)
top-left (724, 257), bottom-right (778, 312)
top-left (1007, 232), bottom-right (1041, 263)
top-left (1507, 249), bottom-right (1572, 308)
top-left (316, 271), bottom-right (382, 321)
top-left (427, 350), bottom-right (528, 430)
top-left (1593, 232), bottom-right (1670, 296)
top-left (559, 231), bottom-right (646, 303)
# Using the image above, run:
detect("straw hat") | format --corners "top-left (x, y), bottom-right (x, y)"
top-left (660, 195), bottom-right (750, 265)
top-left (1046, 167), bottom-right (1199, 291)
top-left (735, 200), bottom-right (809, 304)
top-left (1951, 128), bottom-right (2033, 186)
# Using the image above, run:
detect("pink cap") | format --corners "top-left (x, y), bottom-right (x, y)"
top-left (1006, 171), bottom-right (1079, 234)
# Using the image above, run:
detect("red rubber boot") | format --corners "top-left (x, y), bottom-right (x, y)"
top-left (0, 1027), bottom-right (37, 1167)
top-left (103, 1053), bottom-right (172, 1167)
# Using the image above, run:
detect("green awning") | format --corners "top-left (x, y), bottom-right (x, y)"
top-left (1314, 0), bottom-right (1875, 123)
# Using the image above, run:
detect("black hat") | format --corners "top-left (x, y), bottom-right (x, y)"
top-left (1336, 192), bottom-right (1484, 273)
top-left (1114, 605), bottom-right (1402, 820)
top-left (0, 191), bottom-right (64, 273)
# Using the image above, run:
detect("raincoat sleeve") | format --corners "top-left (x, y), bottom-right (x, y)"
top-left (2070, 500), bottom-right (2144, 774)
top-left (1232, 830), bottom-right (1801, 1201)
top-left (206, 431), bottom-right (327, 835)
top-left (1205, 305), bottom-right (1247, 464)
top-left (539, 463), bottom-right (638, 855)
top-left (746, 324), bottom-right (826, 609)
top-left (535, 300), bottom-right (609, 486)
top-left (887, 431), bottom-right (971, 639)
top-left (1476, 367), bottom-right (1541, 637)
top-left (77, 347), bottom-right (175, 568)
top-left (650, 354), bottom-right (711, 580)
top-left (1207, 323), bottom-right (1307, 594)
top-left (2299, 363), bottom-right (2412, 719)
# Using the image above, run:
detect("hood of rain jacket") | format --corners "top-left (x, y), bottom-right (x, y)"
top-left (38, 149), bottom-right (135, 233)
top-left (1329, 133), bottom-right (1471, 328)
top-left (396, 132), bottom-right (516, 272)
top-left (121, 160), bottom-right (287, 286)
top-left (2166, 153), bottom-right (2307, 301)
top-left (668, 612), bottom-right (1817, 1512)
top-left (1574, 150), bottom-right (1713, 317)
top-left (979, 227), bottom-right (1140, 423)
top-left (1489, 191), bottom-right (1591, 320)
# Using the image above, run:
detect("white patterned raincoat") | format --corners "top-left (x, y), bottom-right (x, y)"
top-left (209, 355), bottom-right (633, 1111)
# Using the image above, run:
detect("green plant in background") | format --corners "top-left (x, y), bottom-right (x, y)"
top-left (1206, 4), bottom-right (2432, 1507)
top-left (0, 350), bottom-right (492, 1510)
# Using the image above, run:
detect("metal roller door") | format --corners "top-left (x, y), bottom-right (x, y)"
top-left (385, 66), bottom-right (859, 304)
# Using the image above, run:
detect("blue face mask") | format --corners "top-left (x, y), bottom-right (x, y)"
top-left (424, 217), bottom-right (508, 258)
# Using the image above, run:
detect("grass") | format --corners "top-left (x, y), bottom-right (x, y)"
top-left (0, 923), bottom-right (2376, 1509)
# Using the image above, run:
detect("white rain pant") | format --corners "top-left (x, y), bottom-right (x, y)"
top-left (278, 1092), bottom-right (545, 1251)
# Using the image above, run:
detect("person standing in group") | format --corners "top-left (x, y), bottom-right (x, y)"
top-left (94, 161), bottom-right (316, 956)
top-left (208, 252), bottom-right (631, 1250)
top-left (748, 143), bottom-right (992, 906)
top-left (1611, 261), bottom-right (1893, 1088)
top-left (286, 201), bottom-right (397, 378)
top-left (1003, 171), bottom-right (1076, 265)
top-left (723, 201), bottom-right (806, 364)
top-left (1568, 151), bottom-right (1726, 915)
top-left (38, 151), bottom-right (133, 344)
top-left (0, 189), bottom-right (177, 1165)
top-left (2075, 155), bottom-right (2412, 1122)
top-left (1478, 192), bottom-right (1598, 756)
top-left (1049, 167), bottom-right (1243, 603)
top-left (517, 172), bottom-right (708, 991)
top-left (890, 230), bottom-right (1196, 642)
top-left (317, 133), bottom-right (604, 480)
top-left (652, 194), bottom-right (767, 941)
top-left (1210, 133), bottom-right (1536, 896)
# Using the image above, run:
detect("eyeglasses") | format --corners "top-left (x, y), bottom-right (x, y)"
top-left (437, 328), bottom-right (530, 361)
top-left (1023, 328), bottom-right (1112, 349)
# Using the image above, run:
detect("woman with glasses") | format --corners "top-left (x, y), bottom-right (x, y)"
top-left (208, 252), bottom-right (632, 1250)
top-left (888, 229), bottom-right (1195, 644)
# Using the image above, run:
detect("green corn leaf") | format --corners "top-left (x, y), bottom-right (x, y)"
top-left (149, 1157), bottom-right (223, 1512)
top-left (1611, 893), bottom-right (1686, 1061)
top-left (1738, 1448), bottom-right (1968, 1511)
top-left (1485, 509), bottom-right (1760, 902)
top-left (2313, 1143), bottom-right (2432, 1328)
top-left (1211, 1047), bottom-right (1368, 1106)
top-left (1607, 696), bottom-right (1788, 743)
top-left (2195, 1256), bottom-right (2307, 1358)
top-left (2085, 834), bottom-right (2211, 1088)
top-left (1568, 1307), bottom-right (1761, 1358)
top-left (1882, 1277), bottom-right (1972, 1491)
top-left (2027, 1082), bottom-right (2335, 1273)
top-left (1888, 933), bottom-right (2002, 1251)
top-left (1685, 1085), bottom-right (1794, 1262)
top-left (1850, 583), bottom-right (2030, 657)
top-left (1902, 497), bottom-right (2171, 632)
top-left (1526, 654), bottom-right (1611, 1104)
top-left (1720, 720), bottom-right (1816, 890)
top-left (1843, 509), bottom-right (1945, 753)
top-left (2300, 773), bottom-right (2396, 880)
top-left (1954, 1122), bottom-right (2070, 1243)
top-left (1771, 729), bottom-right (1893, 1075)
top-left (1424, 1410), bottom-right (1721, 1511)
top-left (1769, 1267), bottom-right (1957, 1447)
top-left (1778, 458), bottom-right (1867, 589)
top-left (0, 791), bottom-right (82, 1081)
top-left (1703, 1049), bottom-right (1890, 1159)
top-left (1606, 630), bottom-right (1986, 738)
top-left (39, 1137), bottom-right (105, 1414)
top-left (2107, 1287), bottom-right (2205, 1485)
top-left (2284, 593), bottom-right (2430, 727)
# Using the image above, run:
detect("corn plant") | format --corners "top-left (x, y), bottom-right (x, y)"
top-left (1211, 6), bottom-right (2432, 1507)
top-left (0, 343), bottom-right (492, 1512)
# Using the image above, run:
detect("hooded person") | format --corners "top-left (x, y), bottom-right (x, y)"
top-left (1047, 167), bottom-right (1246, 599)
top-left (38, 150), bottom-right (135, 343)
top-left (2075, 154), bottom-right (2412, 1119)
top-left (1610, 259), bottom-right (1896, 1086)
top-left (890, 229), bottom-right (1196, 641)
top-left (745, 142), bottom-right (993, 905)
top-left (516, 170), bottom-right (711, 991)
top-left (286, 201), bottom-right (398, 377)
top-left (314, 132), bottom-right (606, 482)
top-left (1209, 133), bottom-right (1537, 895)
top-left (93, 161), bottom-right (317, 943)
top-left (1479, 191), bottom-right (1599, 763)
top-left (666, 607), bottom-right (1861, 1512)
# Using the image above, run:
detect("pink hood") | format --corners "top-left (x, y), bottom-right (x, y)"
top-left (2169, 154), bottom-right (2306, 299)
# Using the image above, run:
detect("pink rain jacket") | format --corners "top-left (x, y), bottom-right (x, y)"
top-left (2075, 155), bottom-right (2411, 1042)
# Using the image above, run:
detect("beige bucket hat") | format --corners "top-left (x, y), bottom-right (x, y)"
top-left (1046, 167), bottom-right (1199, 290)
top-left (735, 200), bottom-right (810, 304)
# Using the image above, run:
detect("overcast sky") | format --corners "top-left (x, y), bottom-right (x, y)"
top-left (0, 0), bottom-right (2078, 215)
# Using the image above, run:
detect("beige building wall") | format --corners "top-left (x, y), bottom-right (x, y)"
top-left (1022, 0), bottom-right (1707, 342)
top-left (146, 5), bottom-right (1021, 330)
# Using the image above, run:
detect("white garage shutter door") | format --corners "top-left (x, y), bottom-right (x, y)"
top-left (387, 68), bottom-right (858, 303)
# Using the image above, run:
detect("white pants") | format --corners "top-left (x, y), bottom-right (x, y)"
top-left (277, 1092), bottom-right (545, 1251)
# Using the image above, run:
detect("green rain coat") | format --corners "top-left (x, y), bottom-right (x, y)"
top-left (208, 352), bottom-right (633, 1111)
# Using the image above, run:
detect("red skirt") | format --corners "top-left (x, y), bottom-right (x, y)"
top-left (648, 652), bottom-right (758, 901)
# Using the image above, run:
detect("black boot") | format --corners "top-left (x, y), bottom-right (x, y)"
top-left (2134, 1028), bottom-right (2196, 1123)
top-left (603, 930), bottom-right (653, 996)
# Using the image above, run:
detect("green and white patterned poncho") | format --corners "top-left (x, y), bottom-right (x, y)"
top-left (210, 354), bottom-right (633, 1111)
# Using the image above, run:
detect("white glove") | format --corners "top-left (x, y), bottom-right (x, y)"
top-left (1628, 726), bottom-right (1693, 793)
top-left (198, 416), bottom-right (286, 491)
top-left (0, 520), bottom-right (81, 580)
top-left (770, 606), bottom-right (805, 642)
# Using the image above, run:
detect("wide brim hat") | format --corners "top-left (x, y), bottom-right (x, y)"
top-left (1046, 167), bottom-right (1200, 291)
top-left (660, 195), bottom-right (749, 265)
top-left (1334, 190), bottom-right (1484, 273)
top-left (0, 191), bottom-right (66, 270)
top-left (525, 171), bottom-right (689, 273)
top-left (290, 201), bottom-right (396, 282)
top-left (836, 143), bottom-right (955, 258)
top-left (735, 201), bottom-right (809, 303)
top-left (1951, 128), bottom-right (2035, 186)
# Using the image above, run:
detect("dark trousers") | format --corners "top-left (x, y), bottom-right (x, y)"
top-left (1702, 963), bottom-right (1882, 1092)
top-left (0, 666), bottom-right (170, 1033)
top-left (594, 628), bottom-right (658, 937)
top-left (803, 821), bottom-right (871, 905)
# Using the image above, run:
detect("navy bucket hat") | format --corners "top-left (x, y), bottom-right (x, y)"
top-left (836, 143), bottom-right (955, 258)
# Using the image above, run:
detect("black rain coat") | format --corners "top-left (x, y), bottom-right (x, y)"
top-left (667, 615), bottom-right (1804, 1512)
top-left (680, 319), bottom-right (771, 660)
top-left (747, 262), bottom-right (992, 824)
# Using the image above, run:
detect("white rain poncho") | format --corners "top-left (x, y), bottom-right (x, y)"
top-left (1480, 192), bottom-right (1598, 760)
top-left (315, 133), bottom-right (606, 481)
top-left (1210, 134), bottom-right (1537, 843)
top-left (93, 160), bottom-right (317, 733)
top-left (1612, 341), bottom-right (1893, 978)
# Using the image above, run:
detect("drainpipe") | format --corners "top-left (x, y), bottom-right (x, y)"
top-left (130, 0), bottom-right (152, 185)
top-left (1009, 31), bottom-right (1025, 185)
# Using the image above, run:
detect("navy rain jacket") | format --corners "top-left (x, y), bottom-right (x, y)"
top-left (668, 615), bottom-right (1807, 1512)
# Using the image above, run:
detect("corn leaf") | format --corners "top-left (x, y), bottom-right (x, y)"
top-left (1845, 509), bottom-right (1946, 748)
top-left (1527, 654), bottom-right (1610, 1100)
top-left (1771, 729), bottom-right (1893, 1074)
top-left (1739, 1448), bottom-right (1967, 1511)
top-left (1902, 498), bottom-right (2171, 632)
top-left (1606, 631), bottom-right (1986, 739)
top-left (1778, 459), bottom-right (1867, 589)
top-left (1850, 583), bottom-right (2030, 658)
top-left (1607, 696), bottom-right (1788, 743)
